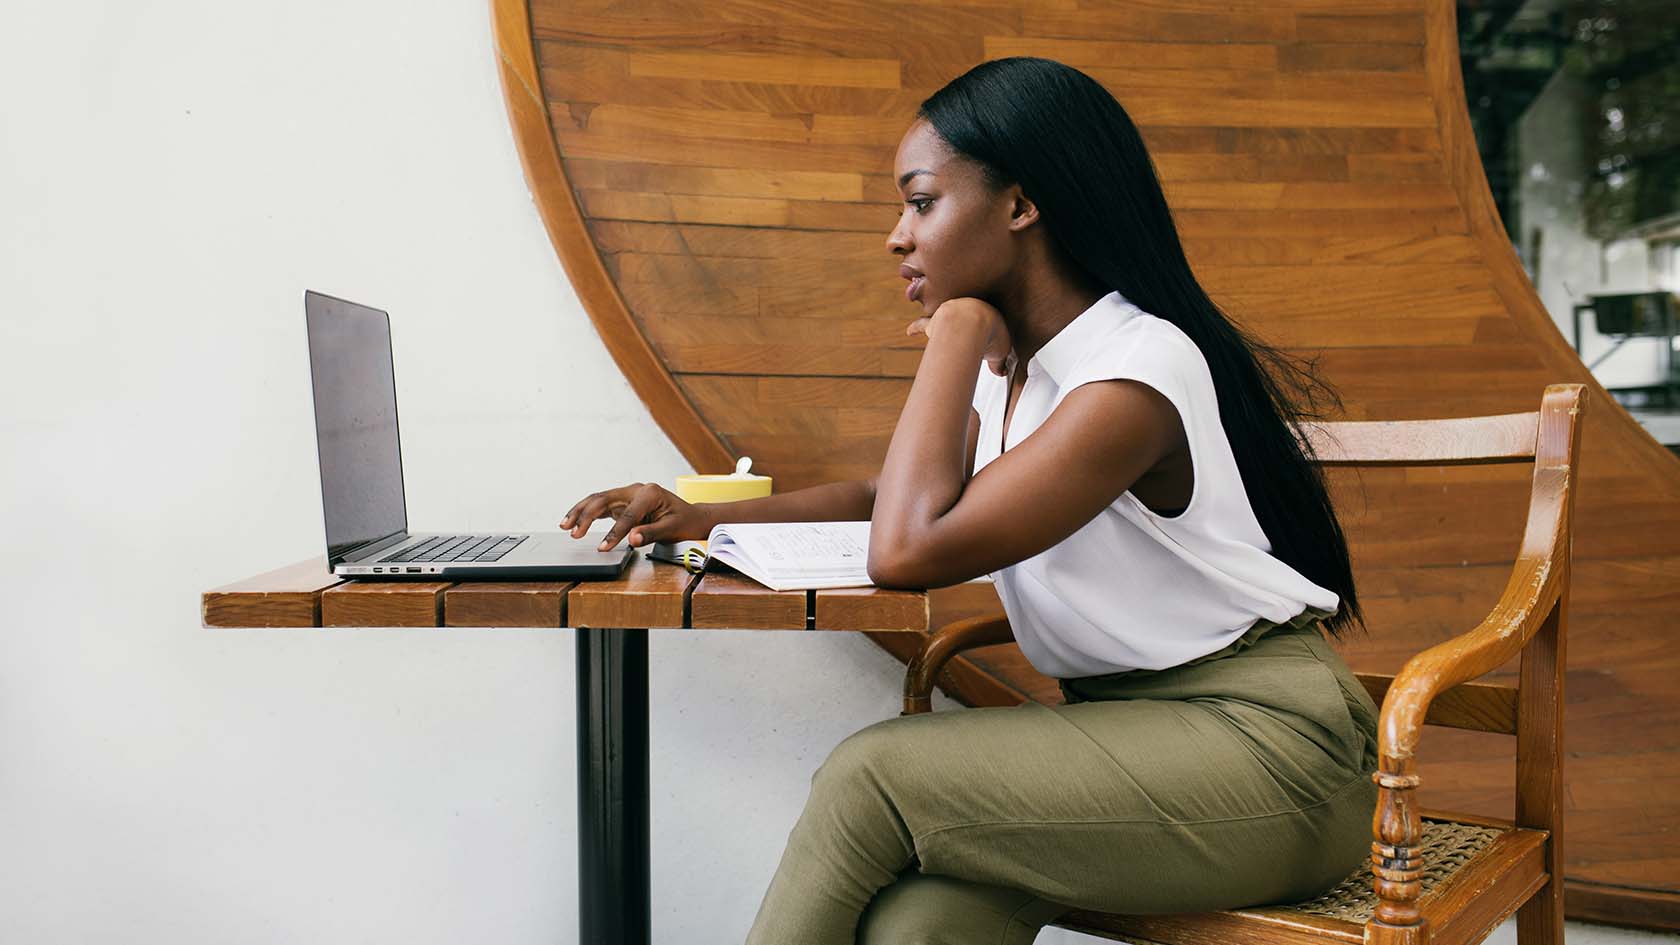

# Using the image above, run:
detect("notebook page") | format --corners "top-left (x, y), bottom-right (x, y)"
top-left (707, 521), bottom-right (872, 585)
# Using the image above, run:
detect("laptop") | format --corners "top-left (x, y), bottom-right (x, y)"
top-left (304, 290), bottom-right (635, 579)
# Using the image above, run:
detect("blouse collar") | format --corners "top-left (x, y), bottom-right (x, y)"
top-left (1025, 290), bottom-right (1141, 383)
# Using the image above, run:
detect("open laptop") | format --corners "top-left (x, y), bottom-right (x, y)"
top-left (305, 290), bottom-right (635, 579)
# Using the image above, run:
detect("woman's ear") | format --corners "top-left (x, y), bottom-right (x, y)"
top-left (1006, 188), bottom-right (1040, 232)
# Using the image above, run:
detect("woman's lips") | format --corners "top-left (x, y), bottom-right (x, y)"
top-left (906, 276), bottom-right (925, 302)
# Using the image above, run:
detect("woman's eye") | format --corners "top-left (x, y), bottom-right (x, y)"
top-left (907, 198), bottom-right (933, 214)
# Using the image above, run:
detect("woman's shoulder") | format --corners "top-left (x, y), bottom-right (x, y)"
top-left (1125, 309), bottom-right (1201, 353)
top-left (1067, 309), bottom-right (1209, 384)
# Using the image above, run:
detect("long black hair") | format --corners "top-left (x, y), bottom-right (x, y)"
top-left (920, 57), bottom-right (1364, 639)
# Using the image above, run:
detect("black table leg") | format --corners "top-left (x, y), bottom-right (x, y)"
top-left (576, 627), bottom-right (651, 945)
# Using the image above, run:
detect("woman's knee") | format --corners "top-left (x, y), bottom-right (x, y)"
top-left (858, 872), bottom-right (1056, 945)
top-left (811, 716), bottom-right (921, 797)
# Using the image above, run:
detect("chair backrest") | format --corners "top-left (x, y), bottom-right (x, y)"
top-left (1293, 384), bottom-right (1584, 744)
top-left (1300, 384), bottom-right (1586, 945)
top-left (1295, 407), bottom-right (1539, 738)
top-left (1299, 412), bottom-right (1541, 469)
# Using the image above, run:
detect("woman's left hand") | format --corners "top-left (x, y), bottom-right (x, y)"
top-left (905, 297), bottom-right (1013, 376)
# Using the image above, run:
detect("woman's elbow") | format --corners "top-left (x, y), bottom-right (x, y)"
top-left (869, 546), bottom-right (967, 589)
top-left (866, 548), bottom-right (923, 589)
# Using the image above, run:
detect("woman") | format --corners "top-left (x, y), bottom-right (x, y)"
top-left (561, 57), bottom-right (1378, 945)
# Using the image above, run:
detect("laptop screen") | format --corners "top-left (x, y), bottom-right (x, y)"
top-left (304, 292), bottom-right (408, 563)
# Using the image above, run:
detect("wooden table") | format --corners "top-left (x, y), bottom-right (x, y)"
top-left (202, 554), bottom-right (931, 945)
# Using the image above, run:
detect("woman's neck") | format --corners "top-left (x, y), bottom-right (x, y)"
top-left (994, 264), bottom-right (1108, 366)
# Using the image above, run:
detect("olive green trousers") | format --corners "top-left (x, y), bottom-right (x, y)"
top-left (743, 610), bottom-right (1380, 945)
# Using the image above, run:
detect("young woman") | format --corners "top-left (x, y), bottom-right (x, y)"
top-left (560, 57), bottom-right (1378, 945)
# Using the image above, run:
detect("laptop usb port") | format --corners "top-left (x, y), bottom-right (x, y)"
top-left (372, 567), bottom-right (383, 573)
top-left (407, 567), bottom-right (421, 573)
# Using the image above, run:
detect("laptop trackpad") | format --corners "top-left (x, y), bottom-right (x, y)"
top-left (507, 532), bottom-right (634, 564)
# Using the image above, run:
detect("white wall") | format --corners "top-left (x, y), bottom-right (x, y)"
top-left (0, 1), bottom-right (991, 942)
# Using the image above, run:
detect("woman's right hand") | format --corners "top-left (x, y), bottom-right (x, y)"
top-left (560, 482), bottom-right (715, 552)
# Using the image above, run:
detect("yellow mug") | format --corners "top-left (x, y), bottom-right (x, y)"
top-left (673, 458), bottom-right (771, 553)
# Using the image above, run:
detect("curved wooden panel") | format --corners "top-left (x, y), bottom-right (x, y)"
top-left (495, 0), bottom-right (1680, 924)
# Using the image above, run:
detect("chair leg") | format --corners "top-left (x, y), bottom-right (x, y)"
top-left (1515, 873), bottom-right (1564, 945)
top-left (1515, 599), bottom-right (1567, 945)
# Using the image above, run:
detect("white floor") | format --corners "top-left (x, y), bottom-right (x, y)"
top-left (1040, 917), bottom-right (1678, 945)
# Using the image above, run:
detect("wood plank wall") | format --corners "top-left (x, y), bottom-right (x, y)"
top-left (495, 0), bottom-right (1680, 925)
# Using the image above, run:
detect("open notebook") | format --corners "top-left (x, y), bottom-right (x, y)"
top-left (649, 521), bottom-right (873, 591)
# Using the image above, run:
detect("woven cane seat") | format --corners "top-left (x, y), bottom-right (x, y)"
top-left (1287, 818), bottom-right (1506, 923)
top-left (1057, 817), bottom-right (1536, 945)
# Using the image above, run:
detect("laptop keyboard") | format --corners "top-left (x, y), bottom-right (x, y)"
top-left (379, 535), bottom-right (528, 564)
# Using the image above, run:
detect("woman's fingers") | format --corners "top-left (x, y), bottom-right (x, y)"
top-left (564, 497), bottom-right (616, 537)
top-left (560, 498), bottom-right (591, 531)
top-left (908, 313), bottom-right (1008, 375)
top-left (623, 515), bottom-right (676, 549)
top-left (599, 485), bottom-right (661, 550)
top-left (561, 498), bottom-right (597, 536)
top-left (561, 485), bottom-right (638, 537)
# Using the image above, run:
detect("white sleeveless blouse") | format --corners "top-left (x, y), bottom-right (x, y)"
top-left (970, 290), bottom-right (1339, 677)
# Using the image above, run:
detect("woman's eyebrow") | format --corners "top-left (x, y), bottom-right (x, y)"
top-left (897, 169), bottom-right (935, 189)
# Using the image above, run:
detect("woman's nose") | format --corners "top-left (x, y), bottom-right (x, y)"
top-left (885, 214), bottom-right (912, 254)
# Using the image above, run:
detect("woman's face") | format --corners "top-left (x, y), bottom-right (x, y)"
top-left (887, 120), bottom-right (1022, 315)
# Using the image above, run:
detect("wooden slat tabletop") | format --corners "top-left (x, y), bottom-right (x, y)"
top-left (690, 570), bottom-right (805, 629)
top-left (322, 580), bottom-right (451, 627)
top-left (202, 556), bottom-right (929, 632)
top-left (566, 552), bottom-right (695, 629)
top-left (200, 558), bottom-right (343, 628)
top-left (814, 585), bottom-right (930, 633)
top-left (444, 581), bottom-right (573, 628)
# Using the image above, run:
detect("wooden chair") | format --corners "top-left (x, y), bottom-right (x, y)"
top-left (901, 383), bottom-right (1587, 945)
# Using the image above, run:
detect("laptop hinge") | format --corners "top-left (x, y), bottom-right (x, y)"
top-left (335, 531), bottom-right (412, 565)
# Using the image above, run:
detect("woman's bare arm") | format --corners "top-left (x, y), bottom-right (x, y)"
top-left (869, 299), bottom-right (1182, 588)
top-left (699, 405), bottom-right (981, 530)
top-left (694, 477), bottom-right (878, 531)
top-left (578, 401), bottom-right (982, 550)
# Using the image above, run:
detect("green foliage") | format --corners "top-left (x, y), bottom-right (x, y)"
top-left (1566, 0), bottom-right (1680, 237)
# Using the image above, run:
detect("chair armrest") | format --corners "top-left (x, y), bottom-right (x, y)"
top-left (1378, 384), bottom-right (1583, 768)
top-left (1367, 384), bottom-right (1585, 936)
top-left (1379, 545), bottom-right (1564, 764)
top-left (902, 614), bottom-right (1016, 715)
